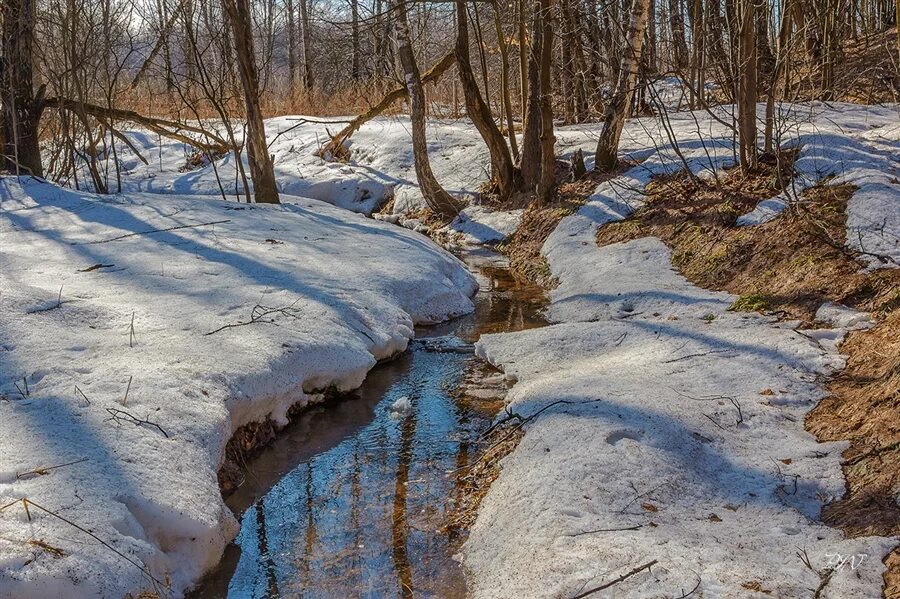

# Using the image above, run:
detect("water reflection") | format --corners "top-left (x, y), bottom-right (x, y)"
top-left (194, 251), bottom-right (547, 598)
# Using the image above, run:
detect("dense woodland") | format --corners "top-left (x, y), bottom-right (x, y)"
top-left (1, 0), bottom-right (897, 210)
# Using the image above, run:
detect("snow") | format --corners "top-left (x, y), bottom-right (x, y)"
top-left (4, 101), bottom-right (898, 597)
top-left (462, 103), bottom-right (900, 598)
top-left (0, 176), bottom-right (476, 598)
top-left (388, 395), bottom-right (412, 415)
top-left (444, 205), bottom-right (525, 245)
top-left (735, 193), bottom-right (789, 226)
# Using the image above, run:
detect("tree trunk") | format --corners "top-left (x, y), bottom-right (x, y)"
top-left (287, 0), bottom-right (297, 91)
top-left (764, 0), bottom-right (792, 153)
top-left (299, 0), bottom-right (313, 88)
top-left (520, 0), bottom-right (544, 189)
top-left (455, 0), bottom-right (518, 198)
top-left (668, 0), bottom-right (689, 69)
top-left (494, 9), bottom-right (520, 159)
top-left (393, 0), bottom-right (461, 217)
top-left (223, 0), bottom-right (280, 203)
top-left (351, 0), bottom-right (361, 79)
top-left (537, 0), bottom-right (556, 202)
top-left (737, 0), bottom-right (758, 172)
top-left (0, 0), bottom-right (43, 176)
top-left (595, 0), bottom-right (652, 171)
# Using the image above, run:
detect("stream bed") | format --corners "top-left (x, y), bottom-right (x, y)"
top-left (195, 250), bottom-right (547, 598)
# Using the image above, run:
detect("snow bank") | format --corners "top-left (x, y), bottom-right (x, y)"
top-left (444, 205), bottom-right (525, 245)
top-left (0, 177), bottom-right (476, 598)
top-left (462, 103), bottom-right (899, 598)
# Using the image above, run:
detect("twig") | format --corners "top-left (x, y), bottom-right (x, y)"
top-left (674, 574), bottom-right (703, 598)
top-left (570, 559), bottom-right (659, 598)
top-left (205, 300), bottom-right (303, 335)
top-left (566, 524), bottom-right (643, 537)
top-left (75, 385), bottom-right (91, 406)
top-left (16, 458), bottom-right (89, 480)
top-left (18, 499), bottom-right (167, 589)
top-left (122, 375), bottom-right (133, 406)
top-left (76, 219), bottom-right (230, 245)
top-left (105, 408), bottom-right (169, 438)
top-left (129, 312), bottom-right (136, 348)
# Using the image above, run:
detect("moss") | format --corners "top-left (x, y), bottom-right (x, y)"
top-left (729, 293), bottom-right (770, 313)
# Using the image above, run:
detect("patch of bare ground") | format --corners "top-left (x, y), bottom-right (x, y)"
top-left (595, 151), bottom-right (900, 596)
top-left (502, 161), bottom-right (635, 286)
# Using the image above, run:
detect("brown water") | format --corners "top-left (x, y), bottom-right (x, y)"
top-left (194, 249), bottom-right (547, 599)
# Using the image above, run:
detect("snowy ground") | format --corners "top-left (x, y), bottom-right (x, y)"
top-left (0, 177), bottom-right (476, 598)
top-left (4, 101), bottom-right (898, 598)
top-left (462, 103), bottom-right (900, 598)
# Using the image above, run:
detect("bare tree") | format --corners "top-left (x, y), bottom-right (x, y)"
top-left (222, 0), bottom-right (280, 203)
top-left (595, 0), bottom-right (652, 171)
top-left (393, 0), bottom-right (460, 217)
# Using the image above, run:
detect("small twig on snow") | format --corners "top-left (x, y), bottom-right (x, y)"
top-left (569, 559), bottom-right (659, 599)
top-left (105, 407), bottom-right (169, 438)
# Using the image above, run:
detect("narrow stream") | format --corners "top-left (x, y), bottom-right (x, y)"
top-left (195, 249), bottom-right (548, 598)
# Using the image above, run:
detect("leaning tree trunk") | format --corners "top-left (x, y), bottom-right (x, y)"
top-left (595, 0), bottom-right (652, 171)
top-left (0, 0), bottom-right (43, 176)
top-left (223, 0), bottom-right (279, 203)
top-left (393, 0), bottom-right (460, 218)
top-left (455, 0), bottom-right (519, 198)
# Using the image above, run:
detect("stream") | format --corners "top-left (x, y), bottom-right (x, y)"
top-left (195, 249), bottom-right (548, 598)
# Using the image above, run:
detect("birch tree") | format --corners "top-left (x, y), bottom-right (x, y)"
top-left (595, 0), bottom-right (652, 171)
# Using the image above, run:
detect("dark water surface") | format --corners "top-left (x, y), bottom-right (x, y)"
top-left (195, 250), bottom-right (547, 599)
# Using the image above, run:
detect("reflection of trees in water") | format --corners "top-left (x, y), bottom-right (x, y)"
top-left (391, 393), bottom-right (417, 599)
top-left (254, 499), bottom-right (280, 598)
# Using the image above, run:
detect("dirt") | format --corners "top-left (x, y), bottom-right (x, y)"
top-left (593, 153), bottom-right (900, 596)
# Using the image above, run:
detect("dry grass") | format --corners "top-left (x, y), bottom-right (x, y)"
top-left (792, 27), bottom-right (900, 104)
top-left (595, 153), bottom-right (900, 596)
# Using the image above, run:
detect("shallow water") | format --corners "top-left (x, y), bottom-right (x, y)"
top-left (195, 249), bottom-right (547, 598)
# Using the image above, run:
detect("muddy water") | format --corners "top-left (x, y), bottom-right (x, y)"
top-left (195, 249), bottom-right (547, 599)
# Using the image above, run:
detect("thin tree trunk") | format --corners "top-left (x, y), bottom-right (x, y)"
top-left (223, 0), bottom-right (280, 203)
top-left (537, 0), bottom-right (556, 202)
top-left (287, 0), bottom-right (297, 92)
top-left (393, 0), bottom-right (460, 217)
top-left (668, 0), bottom-right (689, 69)
top-left (764, 0), bottom-right (792, 153)
top-left (299, 0), bottom-right (313, 88)
top-left (595, 0), bottom-right (652, 171)
top-left (520, 0), bottom-right (544, 189)
top-left (737, 0), bottom-right (758, 172)
top-left (351, 0), bottom-right (361, 79)
top-left (494, 9), bottom-right (520, 159)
